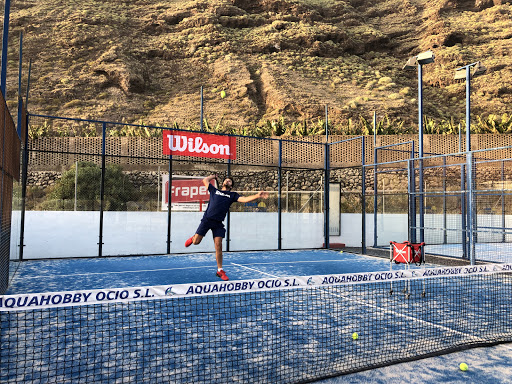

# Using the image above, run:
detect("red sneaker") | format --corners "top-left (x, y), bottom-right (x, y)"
top-left (185, 236), bottom-right (194, 247)
top-left (216, 270), bottom-right (229, 281)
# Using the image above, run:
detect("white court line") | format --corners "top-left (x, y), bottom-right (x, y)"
top-left (231, 260), bottom-right (357, 266)
top-left (17, 259), bottom-right (347, 280)
top-left (230, 262), bottom-right (280, 278)
top-left (231, 261), bottom-right (512, 350)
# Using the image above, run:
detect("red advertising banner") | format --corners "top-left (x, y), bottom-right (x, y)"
top-left (161, 176), bottom-right (217, 211)
top-left (164, 177), bottom-right (214, 204)
top-left (163, 130), bottom-right (236, 160)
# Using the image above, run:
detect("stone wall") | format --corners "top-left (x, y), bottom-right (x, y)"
top-left (26, 165), bottom-right (512, 193)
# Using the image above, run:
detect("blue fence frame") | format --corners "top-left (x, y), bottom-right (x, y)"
top-left (19, 114), bottom-right (327, 259)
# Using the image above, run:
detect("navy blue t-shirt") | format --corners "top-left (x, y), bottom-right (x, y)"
top-left (203, 184), bottom-right (240, 222)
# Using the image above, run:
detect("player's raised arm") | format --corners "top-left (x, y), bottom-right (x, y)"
top-left (237, 191), bottom-right (269, 203)
top-left (202, 174), bottom-right (217, 188)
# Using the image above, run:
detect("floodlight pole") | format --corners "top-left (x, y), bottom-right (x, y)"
top-left (417, 63), bottom-right (424, 245)
top-left (403, 51), bottom-right (434, 245)
top-left (465, 67), bottom-right (471, 151)
top-left (455, 61), bottom-right (486, 264)
top-left (464, 67), bottom-right (475, 264)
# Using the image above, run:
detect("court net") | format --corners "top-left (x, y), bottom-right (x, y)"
top-left (2, 264), bottom-right (512, 383)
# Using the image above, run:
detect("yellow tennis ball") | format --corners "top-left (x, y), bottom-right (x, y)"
top-left (352, 332), bottom-right (358, 340)
top-left (459, 363), bottom-right (468, 371)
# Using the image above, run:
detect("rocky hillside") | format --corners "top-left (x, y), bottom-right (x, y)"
top-left (5, 0), bottom-right (512, 131)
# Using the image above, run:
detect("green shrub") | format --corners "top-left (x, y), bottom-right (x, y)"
top-left (39, 162), bottom-right (136, 211)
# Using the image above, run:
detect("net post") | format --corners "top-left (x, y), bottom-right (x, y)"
top-left (98, 122), bottom-right (106, 257)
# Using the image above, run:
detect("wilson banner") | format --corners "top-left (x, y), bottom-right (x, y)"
top-left (163, 131), bottom-right (236, 160)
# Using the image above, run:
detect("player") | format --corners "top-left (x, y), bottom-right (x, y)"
top-left (185, 174), bottom-right (269, 281)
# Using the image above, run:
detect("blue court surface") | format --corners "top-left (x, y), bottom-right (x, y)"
top-left (3, 250), bottom-right (512, 384)
top-left (7, 249), bottom-right (413, 294)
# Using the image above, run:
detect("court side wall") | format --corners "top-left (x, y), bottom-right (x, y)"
top-left (7, 212), bottom-right (412, 257)
top-left (12, 212), bottom-right (507, 258)
top-left (11, 211), bottom-right (325, 259)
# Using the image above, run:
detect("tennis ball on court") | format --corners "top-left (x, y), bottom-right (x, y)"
top-left (352, 332), bottom-right (358, 340)
top-left (220, 90), bottom-right (226, 99)
top-left (459, 363), bottom-right (468, 371)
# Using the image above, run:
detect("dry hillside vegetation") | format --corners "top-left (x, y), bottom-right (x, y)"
top-left (5, 0), bottom-right (512, 132)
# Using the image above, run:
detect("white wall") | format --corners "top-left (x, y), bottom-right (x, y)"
top-left (11, 211), bottom-right (324, 259)
top-left (330, 213), bottom-right (408, 248)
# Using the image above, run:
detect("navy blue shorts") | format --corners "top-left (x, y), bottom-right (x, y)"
top-left (196, 218), bottom-right (226, 238)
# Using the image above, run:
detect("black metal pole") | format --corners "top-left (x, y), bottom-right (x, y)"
top-left (324, 143), bottom-right (330, 249)
top-left (200, 86), bottom-right (204, 132)
top-left (16, 31), bottom-right (22, 138)
top-left (226, 160), bottom-right (231, 252)
top-left (361, 136), bottom-right (366, 253)
top-left (443, 156), bottom-right (447, 244)
top-left (25, 59), bottom-right (32, 108)
top-left (0, 0), bottom-right (11, 97)
top-left (373, 147), bottom-right (378, 247)
top-left (410, 159), bottom-right (416, 243)
top-left (461, 164), bottom-right (467, 259)
top-left (502, 160), bottom-right (506, 243)
top-left (408, 159), bottom-right (413, 242)
top-left (18, 112), bottom-right (29, 261)
top-left (278, 140), bottom-right (282, 250)
top-left (98, 122), bottom-right (106, 257)
top-left (166, 155), bottom-right (172, 254)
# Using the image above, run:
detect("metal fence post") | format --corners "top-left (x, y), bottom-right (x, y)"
top-left (16, 31), bottom-right (22, 138)
top-left (226, 159), bottom-right (231, 252)
top-left (408, 159), bottom-right (413, 242)
top-left (0, 0), bottom-right (11, 97)
top-left (98, 122), bottom-right (106, 257)
top-left (278, 140), bottom-right (282, 250)
top-left (18, 112), bottom-right (29, 260)
top-left (166, 155), bottom-right (172, 254)
top-left (443, 156), bottom-right (447, 244)
top-left (361, 136), bottom-right (366, 253)
top-left (410, 159), bottom-right (416, 243)
top-left (467, 152), bottom-right (475, 264)
top-left (502, 160), bottom-right (506, 243)
top-left (373, 147), bottom-right (378, 247)
top-left (461, 163), bottom-right (467, 259)
top-left (324, 142), bottom-right (330, 249)
top-left (200, 86), bottom-right (204, 132)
